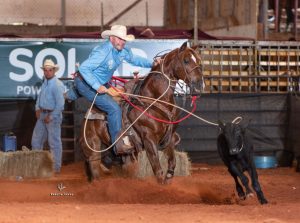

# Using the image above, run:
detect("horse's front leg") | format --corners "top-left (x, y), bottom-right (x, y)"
top-left (143, 137), bottom-right (164, 184)
top-left (163, 132), bottom-right (179, 184)
top-left (163, 145), bottom-right (176, 184)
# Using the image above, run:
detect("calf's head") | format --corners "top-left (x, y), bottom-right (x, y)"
top-left (218, 121), bottom-right (245, 155)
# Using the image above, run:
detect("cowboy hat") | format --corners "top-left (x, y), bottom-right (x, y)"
top-left (41, 59), bottom-right (59, 72)
top-left (101, 25), bottom-right (135, 41)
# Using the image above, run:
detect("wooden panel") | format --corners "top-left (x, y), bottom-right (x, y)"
top-left (259, 50), bottom-right (300, 56)
top-left (203, 71), bottom-right (253, 76)
top-left (166, 0), bottom-right (177, 26)
top-left (181, 0), bottom-right (190, 26)
top-left (259, 61), bottom-right (299, 66)
top-left (204, 80), bottom-right (289, 87)
top-left (219, 0), bottom-right (233, 17)
top-left (202, 61), bottom-right (252, 66)
top-left (200, 50), bottom-right (254, 56)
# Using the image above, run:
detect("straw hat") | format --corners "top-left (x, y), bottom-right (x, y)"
top-left (101, 25), bottom-right (135, 41)
top-left (41, 59), bottom-right (59, 72)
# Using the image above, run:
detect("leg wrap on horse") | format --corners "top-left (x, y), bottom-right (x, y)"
top-left (166, 169), bottom-right (175, 179)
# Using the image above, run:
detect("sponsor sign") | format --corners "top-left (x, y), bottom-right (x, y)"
top-left (0, 39), bottom-right (187, 99)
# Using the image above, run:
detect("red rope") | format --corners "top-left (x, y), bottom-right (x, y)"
top-left (109, 82), bottom-right (198, 124)
top-left (112, 76), bottom-right (128, 83)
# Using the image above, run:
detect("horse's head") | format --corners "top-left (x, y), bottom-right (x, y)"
top-left (172, 42), bottom-right (205, 95)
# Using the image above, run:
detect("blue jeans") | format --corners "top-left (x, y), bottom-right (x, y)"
top-left (65, 82), bottom-right (80, 101)
top-left (75, 76), bottom-right (122, 143)
top-left (31, 112), bottom-right (63, 172)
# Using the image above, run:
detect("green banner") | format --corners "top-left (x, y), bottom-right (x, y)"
top-left (0, 39), bottom-right (187, 99)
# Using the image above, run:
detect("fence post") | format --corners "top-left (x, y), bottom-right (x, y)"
top-left (193, 0), bottom-right (198, 46)
top-left (61, 0), bottom-right (66, 33)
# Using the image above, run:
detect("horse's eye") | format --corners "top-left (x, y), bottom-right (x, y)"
top-left (183, 58), bottom-right (189, 64)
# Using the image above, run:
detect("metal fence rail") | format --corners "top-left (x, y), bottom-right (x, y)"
top-left (197, 40), bottom-right (300, 93)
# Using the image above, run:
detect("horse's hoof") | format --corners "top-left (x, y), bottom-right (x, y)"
top-left (260, 198), bottom-right (268, 205)
top-left (246, 192), bottom-right (254, 198)
top-left (238, 195), bottom-right (246, 200)
top-left (237, 191), bottom-right (246, 200)
top-left (156, 175), bottom-right (165, 184)
top-left (164, 178), bottom-right (173, 185)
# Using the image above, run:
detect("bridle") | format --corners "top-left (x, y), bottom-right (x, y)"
top-left (176, 48), bottom-right (203, 86)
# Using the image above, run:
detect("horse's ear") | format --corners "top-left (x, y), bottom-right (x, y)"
top-left (179, 41), bottom-right (188, 52)
top-left (218, 120), bottom-right (225, 131)
top-left (191, 45), bottom-right (199, 51)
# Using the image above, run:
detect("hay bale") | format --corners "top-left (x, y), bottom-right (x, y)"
top-left (0, 150), bottom-right (54, 178)
top-left (133, 150), bottom-right (191, 178)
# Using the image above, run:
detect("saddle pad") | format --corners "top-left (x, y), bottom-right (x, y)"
top-left (85, 111), bottom-right (105, 120)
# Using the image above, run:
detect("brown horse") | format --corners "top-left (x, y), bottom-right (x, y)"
top-left (79, 42), bottom-right (204, 183)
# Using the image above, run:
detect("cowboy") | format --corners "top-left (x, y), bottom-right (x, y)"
top-left (67, 25), bottom-right (159, 156)
top-left (31, 59), bottom-right (65, 174)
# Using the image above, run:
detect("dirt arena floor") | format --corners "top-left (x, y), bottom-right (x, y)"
top-left (0, 162), bottom-right (299, 223)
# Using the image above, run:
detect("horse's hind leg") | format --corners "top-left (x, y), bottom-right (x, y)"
top-left (84, 160), bottom-right (93, 182)
top-left (87, 154), bottom-right (102, 181)
top-left (84, 157), bottom-right (101, 183)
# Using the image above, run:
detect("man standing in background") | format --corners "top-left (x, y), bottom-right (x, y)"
top-left (31, 59), bottom-right (65, 174)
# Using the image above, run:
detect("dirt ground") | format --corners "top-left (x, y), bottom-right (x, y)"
top-left (0, 162), bottom-right (299, 223)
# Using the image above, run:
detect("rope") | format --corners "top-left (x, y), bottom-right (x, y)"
top-left (83, 55), bottom-right (173, 153)
top-left (121, 92), bottom-right (219, 126)
top-left (109, 84), bottom-right (198, 124)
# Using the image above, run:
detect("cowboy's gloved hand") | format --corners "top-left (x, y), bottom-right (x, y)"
top-left (97, 85), bottom-right (108, 94)
top-left (35, 110), bottom-right (41, 119)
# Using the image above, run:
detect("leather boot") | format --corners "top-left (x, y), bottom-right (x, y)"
top-left (114, 136), bottom-right (134, 155)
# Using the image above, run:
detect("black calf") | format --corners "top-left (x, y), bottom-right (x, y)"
top-left (217, 119), bottom-right (268, 204)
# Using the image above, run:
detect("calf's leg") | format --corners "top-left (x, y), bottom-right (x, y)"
top-left (248, 162), bottom-right (268, 204)
top-left (229, 163), bottom-right (253, 198)
top-left (228, 168), bottom-right (245, 199)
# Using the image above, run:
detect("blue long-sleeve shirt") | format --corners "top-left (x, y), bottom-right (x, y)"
top-left (79, 40), bottom-right (153, 91)
top-left (35, 76), bottom-right (65, 115)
